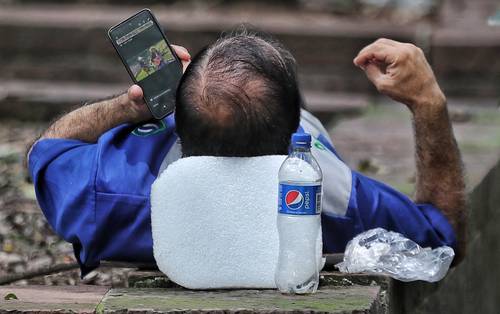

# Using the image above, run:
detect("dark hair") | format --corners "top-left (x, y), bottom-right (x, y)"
top-left (175, 28), bottom-right (302, 157)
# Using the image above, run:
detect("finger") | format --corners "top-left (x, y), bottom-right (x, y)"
top-left (128, 84), bottom-right (144, 102)
top-left (364, 63), bottom-right (395, 95)
top-left (364, 63), bottom-right (385, 85)
top-left (357, 39), bottom-right (398, 57)
top-left (374, 38), bottom-right (399, 47)
top-left (354, 44), bottom-right (387, 67)
top-left (353, 44), bottom-right (395, 68)
top-left (171, 44), bottom-right (191, 61)
top-left (181, 60), bottom-right (191, 73)
top-left (355, 42), bottom-right (385, 64)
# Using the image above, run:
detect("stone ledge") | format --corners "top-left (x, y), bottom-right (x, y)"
top-left (99, 286), bottom-right (383, 314)
top-left (0, 284), bottom-right (385, 314)
top-left (126, 270), bottom-right (391, 291)
top-left (0, 3), bottom-right (497, 97)
top-left (0, 285), bottom-right (110, 314)
top-left (0, 80), bottom-right (369, 121)
top-left (0, 271), bottom-right (390, 314)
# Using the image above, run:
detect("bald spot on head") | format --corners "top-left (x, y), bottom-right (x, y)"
top-left (175, 29), bottom-right (302, 157)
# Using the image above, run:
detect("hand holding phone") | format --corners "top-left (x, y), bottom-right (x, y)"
top-left (170, 45), bottom-right (191, 72)
top-left (109, 9), bottom-right (187, 119)
top-left (126, 45), bottom-right (191, 122)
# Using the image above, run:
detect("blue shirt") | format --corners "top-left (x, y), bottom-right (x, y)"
top-left (28, 110), bottom-right (457, 275)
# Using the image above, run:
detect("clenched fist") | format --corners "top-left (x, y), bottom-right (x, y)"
top-left (354, 38), bottom-right (446, 113)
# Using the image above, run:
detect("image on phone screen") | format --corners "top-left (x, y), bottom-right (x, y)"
top-left (109, 10), bottom-right (182, 119)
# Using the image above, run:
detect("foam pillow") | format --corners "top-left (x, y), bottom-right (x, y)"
top-left (151, 156), bottom-right (323, 289)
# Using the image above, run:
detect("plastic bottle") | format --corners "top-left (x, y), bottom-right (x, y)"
top-left (275, 132), bottom-right (323, 294)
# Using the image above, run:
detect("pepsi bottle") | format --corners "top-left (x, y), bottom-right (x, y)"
top-left (275, 132), bottom-right (323, 294)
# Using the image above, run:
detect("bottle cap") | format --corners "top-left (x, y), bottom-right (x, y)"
top-left (291, 132), bottom-right (311, 147)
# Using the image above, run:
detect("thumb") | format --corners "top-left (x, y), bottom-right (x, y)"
top-left (364, 63), bottom-right (384, 86)
top-left (127, 85), bottom-right (144, 104)
top-left (364, 62), bottom-right (394, 94)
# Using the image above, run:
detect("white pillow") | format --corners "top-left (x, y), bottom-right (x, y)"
top-left (151, 155), bottom-right (323, 289)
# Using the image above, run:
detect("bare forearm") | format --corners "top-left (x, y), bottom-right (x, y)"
top-left (354, 38), bottom-right (467, 262)
top-left (412, 98), bottom-right (466, 260)
top-left (41, 93), bottom-right (136, 143)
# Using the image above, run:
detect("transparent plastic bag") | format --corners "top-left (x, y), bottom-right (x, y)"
top-left (336, 228), bottom-right (454, 282)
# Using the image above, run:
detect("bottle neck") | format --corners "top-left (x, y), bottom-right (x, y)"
top-left (290, 146), bottom-right (312, 161)
top-left (291, 146), bottom-right (310, 153)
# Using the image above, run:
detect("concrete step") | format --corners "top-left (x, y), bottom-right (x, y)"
top-left (0, 80), bottom-right (126, 121)
top-left (0, 4), bottom-right (498, 98)
top-left (0, 285), bottom-right (110, 313)
top-left (0, 79), bottom-right (369, 121)
top-left (0, 277), bottom-right (388, 313)
top-left (0, 4), bottom-right (381, 94)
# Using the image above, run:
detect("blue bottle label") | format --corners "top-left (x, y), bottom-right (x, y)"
top-left (279, 183), bottom-right (322, 215)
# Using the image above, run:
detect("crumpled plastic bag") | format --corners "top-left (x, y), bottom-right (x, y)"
top-left (336, 228), bottom-right (454, 282)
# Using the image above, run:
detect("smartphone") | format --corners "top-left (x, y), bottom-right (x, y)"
top-left (108, 9), bottom-right (183, 119)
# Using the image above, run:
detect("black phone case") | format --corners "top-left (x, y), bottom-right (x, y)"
top-left (107, 8), bottom-right (182, 120)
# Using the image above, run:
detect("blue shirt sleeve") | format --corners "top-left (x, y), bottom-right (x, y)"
top-left (28, 138), bottom-right (98, 270)
top-left (29, 118), bottom-right (178, 276)
top-left (299, 112), bottom-right (457, 254)
top-left (322, 169), bottom-right (457, 253)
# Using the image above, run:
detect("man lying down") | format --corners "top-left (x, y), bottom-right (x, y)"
top-left (27, 30), bottom-right (466, 285)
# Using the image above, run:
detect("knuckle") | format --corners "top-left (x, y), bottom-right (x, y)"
top-left (401, 47), bottom-right (413, 58)
top-left (406, 43), bottom-right (420, 54)
top-left (416, 47), bottom-right (425, 57)
top-left (393, 43), bottom-right (408, 57)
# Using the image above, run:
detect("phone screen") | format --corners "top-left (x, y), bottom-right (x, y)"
top-left (109, 10), bottom-right (182, 119)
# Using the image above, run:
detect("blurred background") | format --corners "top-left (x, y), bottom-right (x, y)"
top-left (0, 0), bottom-right (498, 289)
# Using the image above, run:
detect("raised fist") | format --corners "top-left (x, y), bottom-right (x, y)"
top-left (354, 38), bottom-right (445, 112)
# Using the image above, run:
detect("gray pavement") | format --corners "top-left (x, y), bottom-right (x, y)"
top-left (330, 99), bottom-right (500, 195)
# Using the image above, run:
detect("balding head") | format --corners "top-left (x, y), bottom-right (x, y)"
top-left (175, 29), bottom-right (302, 157)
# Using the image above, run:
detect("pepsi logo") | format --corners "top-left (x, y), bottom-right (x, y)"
top-left (285, 190), bottom-right (304, 210)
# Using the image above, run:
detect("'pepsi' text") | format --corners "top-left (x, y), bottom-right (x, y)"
top-left (279, 184), bottom-right (322, 215)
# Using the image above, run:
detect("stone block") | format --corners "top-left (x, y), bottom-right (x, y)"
top-left (98, 286), bottom-right (384, 314)
top-left (0, 285), bottom-right (109, 313)
top-left (396, 159), bottom-right (500, 314)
